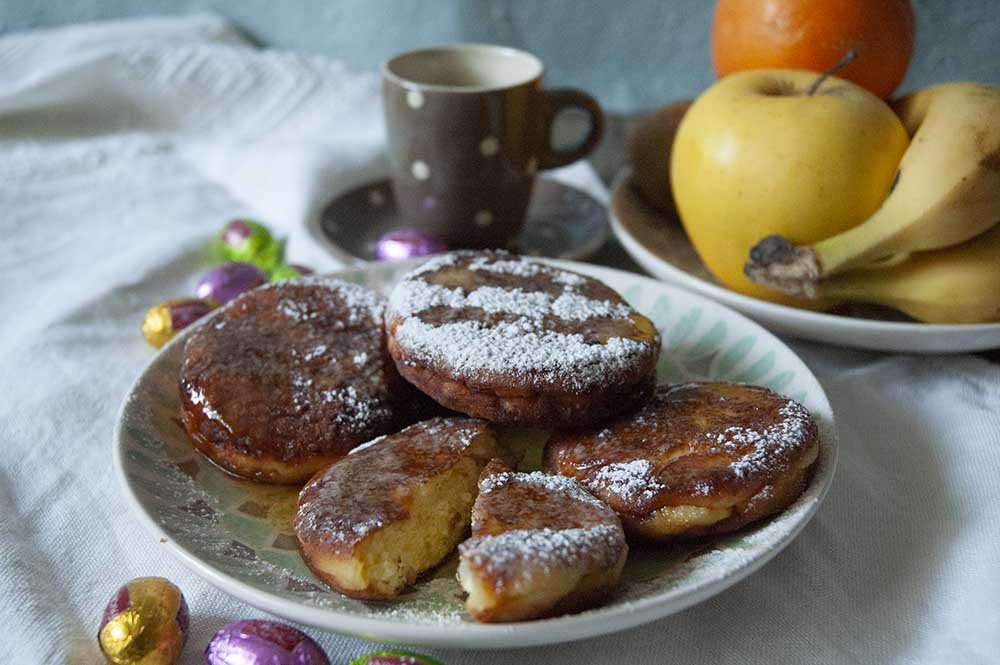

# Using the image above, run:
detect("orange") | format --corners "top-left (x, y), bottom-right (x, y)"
top-left (711, 0), bottom-right (915, 99)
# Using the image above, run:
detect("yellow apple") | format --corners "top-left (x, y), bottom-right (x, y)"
top-left (670, 69), bottom-right (908, 304)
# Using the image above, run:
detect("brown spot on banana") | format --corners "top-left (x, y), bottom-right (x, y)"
top-left (980, 148), bottom-right (1000, 172)
top-left (888, 169), bottom-right (901, 194)
top-left (744, 236), bottom-right (823, 299)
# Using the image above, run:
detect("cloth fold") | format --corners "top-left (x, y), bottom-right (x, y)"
top-left (2, 15), bottom-right (997, 664)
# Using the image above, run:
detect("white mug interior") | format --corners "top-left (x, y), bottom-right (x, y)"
top-left (383, 44), bottom-right (543, 92)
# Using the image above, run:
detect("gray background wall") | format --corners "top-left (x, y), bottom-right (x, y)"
top-left (1, 1), bottom-right (997, 113)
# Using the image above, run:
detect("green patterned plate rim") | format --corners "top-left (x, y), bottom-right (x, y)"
top-left (114, 258), bottom-right (838, 649)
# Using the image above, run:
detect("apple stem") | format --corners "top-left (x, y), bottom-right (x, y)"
top-left (807, 48), bottom-right (858, 95)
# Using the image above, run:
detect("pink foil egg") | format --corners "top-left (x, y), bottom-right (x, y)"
top-left (204, 620), bottom-right (330, 665)
top-left (195, 262), bottom-right (266, 304)
top-left (374, 228), bottom-right (448, 262)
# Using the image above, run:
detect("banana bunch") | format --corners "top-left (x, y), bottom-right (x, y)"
top-left (744, 82), bottom-right (1000, 323)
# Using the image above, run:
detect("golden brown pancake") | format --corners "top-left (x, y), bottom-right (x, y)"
top-left (179, 277), bottom-right (425, 484)
top-left (544, 383), bottom-right (819, 539)
top-left (295, 418), bottom-right (500, 599)
top-left (384, 250), bottom-right (660, 429)
top-left (458, 460), bottom-right (628, 622)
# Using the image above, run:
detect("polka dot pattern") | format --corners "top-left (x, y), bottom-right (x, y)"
top-left (474, 210), bottom-right (494, 227)
top-left (411, 161), bottom-right (430, 181)
top-left (406, 89), bottom-right (425, 109)
top-left (479, 136), bottom-right (499, 157)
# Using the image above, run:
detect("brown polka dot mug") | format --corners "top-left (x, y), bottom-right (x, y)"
top-left (382, 44), bottom-right (604, 249)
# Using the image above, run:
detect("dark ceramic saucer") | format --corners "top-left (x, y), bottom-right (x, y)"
top-left (313, 177), bottom-right (608, 262)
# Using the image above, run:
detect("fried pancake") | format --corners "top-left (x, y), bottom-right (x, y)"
top-left (544, 383), bottom-right (819, 540)
top-left (385, 250), bottom-right (660, 429)
top-left (180, 277), bottom-right (423, 484)
top-left (295, 418), bottom-right (500, 600)
top-left (458, 460), bottom-right (628, 622)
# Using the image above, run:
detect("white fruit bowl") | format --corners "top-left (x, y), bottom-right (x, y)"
top-left (611, 170), bottom-right (1000, 354)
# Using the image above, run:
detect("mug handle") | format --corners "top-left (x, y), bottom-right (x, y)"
top-left (539, 88), bottom-right (604, 169)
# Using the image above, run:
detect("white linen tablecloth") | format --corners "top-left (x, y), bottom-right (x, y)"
top-left (2, 15), bottom-right (998, 665)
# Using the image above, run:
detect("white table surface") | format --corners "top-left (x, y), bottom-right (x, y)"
top-left (2, 14), bottom-right (998, 665)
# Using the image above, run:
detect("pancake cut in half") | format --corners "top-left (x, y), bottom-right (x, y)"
top-left (295, 418), bottom-right (499, 599)
top-left (458, 460), bottom-right (628, 622)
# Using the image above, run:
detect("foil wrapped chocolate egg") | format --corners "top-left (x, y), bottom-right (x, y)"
top-left (269, 263), bottom-right (314, 283)
top-left (205, 620), bottom-right (329, 665)
top-left (374, 228), bottom-right (447, 262)
top-left (98, 577), bottom-right (189, 665)
top-left (350, 651), bottom-right (443, 665)
top-left (196, 262), bottom-right (266, 304)
top-left (141, 298), bottom-right (218, 348)
top-left (217, 219), bottom-right (284, 271)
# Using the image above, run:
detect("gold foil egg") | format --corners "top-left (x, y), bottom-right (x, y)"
top-left (141, 298), bottom-right (217, 348)
top-left (98, 577), bottom-right (189, 665)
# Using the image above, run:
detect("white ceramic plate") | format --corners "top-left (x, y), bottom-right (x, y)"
top-left (115, 258), bottom-right (837, 649)
top-left (610, 170), bottom-right (1000, 353)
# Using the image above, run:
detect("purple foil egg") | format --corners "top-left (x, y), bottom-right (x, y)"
top-left (196, 262), bottom-right (266, 304)
top-left (374, 228), bottom-right (448, 262)
top-left (205, 620), bottom-right (330, 665)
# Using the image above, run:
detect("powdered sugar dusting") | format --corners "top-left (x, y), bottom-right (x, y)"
top-left (591, 459), bottom-right (664, 503)
top-left (323, 385), bottom-right (393, 433)
top-left (388, 282), bottom-right (466, 318)
top-left (460, 525), bottom-right (624, 581)
top-left (465, 255), bottom-right (584, 287)
top-left (389, 259), bottom-right (623, 324)
top-left (237, 275), bottom-right (385, 327)
top-left (408, 251), bottom-right (460, 277)
top-left (394, 317), bottom-right (649, 391)
top-left (277, 297), bottom-right (314, 320)
top-left (707, 400), bottom-right (813, 479)
top-left (287, 275), bottom-right (384, 318)
top-left (552, 291), bottom-right (632, 321)
top-left (479, 470), bottom-right (607, 509)
top-left (465, 286), bottom-right (552, 317)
